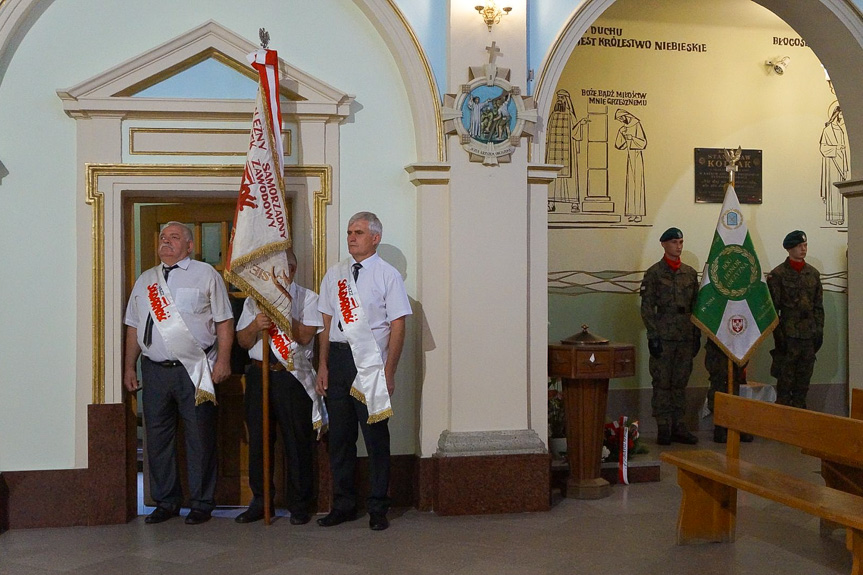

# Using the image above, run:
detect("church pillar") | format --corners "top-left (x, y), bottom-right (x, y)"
top-left (839, 180), bottom-right (863, 402)
top-left (410, 1), bottom-right (551, 514)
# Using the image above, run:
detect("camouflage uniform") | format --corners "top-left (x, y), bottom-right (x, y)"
top-left (705, 339), bottom-right (746, 412)
top-left (640, 259), bottom-right (700, 427)
top-left (767, 259), bottom-right (824, 408)
top-left (704, 339), bottom-right (752, 443)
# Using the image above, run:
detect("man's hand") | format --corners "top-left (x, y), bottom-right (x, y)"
top-left (123, 369), bottom-right (140, 392)
top-left (252, 313), bottom-right (273, 332)
top-left (212, 356), bottom-right (231, 383)
top-left (315, 366), bottom-right (328, 397)
top-left (773, 329), bottom-right (787, 354)
top-left (814, 334), bottom-right (823, 353)
top-left (648, 338), bottom-right (663, 359)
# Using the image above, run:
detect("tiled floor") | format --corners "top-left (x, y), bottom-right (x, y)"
top-left (0, 432), bottom-right (853, 575)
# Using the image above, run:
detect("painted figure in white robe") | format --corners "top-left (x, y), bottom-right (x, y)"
top-left (615, 109), bottom-right (647, 223)
top-left (545, 89), bottom-right (588, 212)
top-left (820, 104), bottom-right (848, 225)
top-left (467, 96), bottom-right (483, 139)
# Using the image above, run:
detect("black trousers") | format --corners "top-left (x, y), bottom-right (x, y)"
top-left (141, 357), bottom-right (217, 512)
top-left (326, 344), bottom-right (391, 514)
top-left (244, 364), bottom-right (314, 515)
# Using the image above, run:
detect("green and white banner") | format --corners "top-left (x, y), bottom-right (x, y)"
top-left (692, 184), bottom-right (778, 365)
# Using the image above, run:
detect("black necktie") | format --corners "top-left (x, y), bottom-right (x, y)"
top-left (144, 264), bottom-right (179, 347)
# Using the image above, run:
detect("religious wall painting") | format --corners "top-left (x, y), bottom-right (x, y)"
top-left (546, 89), bottom-right (589, 213)
top-left (614, 109), bottom-right (647, 222)
top-left (820, 100), bottom-right (848, 227)
top-left (442, 42), bottom-right (538, 166)
top-left (546, 90), bottom-right (651, 229)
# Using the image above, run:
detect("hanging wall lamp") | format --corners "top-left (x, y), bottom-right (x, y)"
top-left (475, 1), bottom-right (512, 32)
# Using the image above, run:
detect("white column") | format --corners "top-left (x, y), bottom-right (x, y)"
top-left (839, 180), bottom-right (863, 408)
top-left (407, 163), bottom-right (452, 456)
top-left (439, 1), bottom-right (545, 453)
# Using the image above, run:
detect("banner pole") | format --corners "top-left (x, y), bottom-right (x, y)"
top-left (262, 329), bottom-right (272, 525)
top-left (727, 356), bottom-right (734, 395)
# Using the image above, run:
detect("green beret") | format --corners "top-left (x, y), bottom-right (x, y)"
top-left (660, 227), bottom-right (683, 242)
top-left (783, 230), bottom-right (806, 249)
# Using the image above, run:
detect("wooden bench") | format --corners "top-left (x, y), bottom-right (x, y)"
top-left (661, 392), bottom-right (863, 574)
top-left (808, 388), bottom-right (863, 537)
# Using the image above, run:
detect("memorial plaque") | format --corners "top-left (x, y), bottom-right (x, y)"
top-left (694, 148), bottom-right (762, 204)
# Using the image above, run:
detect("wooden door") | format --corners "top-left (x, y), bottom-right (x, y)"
top-left (129, 198), bottom-right (292, 509)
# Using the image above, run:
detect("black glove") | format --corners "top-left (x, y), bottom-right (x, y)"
top-left (692, 332), bottom-right (701, 358)
top-left (814, 334), bottom-right (823, 353)
top-left (648, 338), bottom-right (663, 359)
top-left (773, 329), bottom-right (787, 354)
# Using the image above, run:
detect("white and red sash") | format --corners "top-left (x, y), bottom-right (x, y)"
top-left (335, 260), bottom-right (392, 423)
top-left (267, 324), bottom-right (328, 434)
top-left (143, 267), bottom-right (216, 405)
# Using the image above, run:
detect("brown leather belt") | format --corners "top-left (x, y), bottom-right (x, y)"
top-left (252, 359), bottom-right (287, 372)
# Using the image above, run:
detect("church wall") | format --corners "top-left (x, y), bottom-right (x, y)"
top-left (0, 0), bottom-right (419, 471)
top-left (545, 1), bottom-right (849, 408)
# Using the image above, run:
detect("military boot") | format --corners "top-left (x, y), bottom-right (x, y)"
top-left (657, 423), bottom-right (671, 445)
top-left (671, 421), bottom-right (698, 444)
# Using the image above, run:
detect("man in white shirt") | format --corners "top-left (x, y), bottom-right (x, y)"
top-left (315, 212), bottom-right (411, 531)
top-left (234, 250), bottom-right (323, 525)
top-left (123, 222), bottom-right (234, 525)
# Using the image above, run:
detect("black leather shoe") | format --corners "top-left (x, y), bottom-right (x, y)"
top-left (235, 508), bottom-right (264, 524)
top-left (713, 426), bottom-right (728, 444)
top-left (144, 506), bottom-right (179, 524)
top-left (657, 424), bottom-right (671, 446)
top-left (185, 509), bottom-right (212, 525)
top-left (289, 512), bottom-right (311, 525)
top-left (316, 508), bottom-right (358, 527)
top-left (369, 512), bottom-right (389, 531)
top-left (741, 432), bottom-right (754, 443)
top-left (671, 422), bottom-right (698, 445)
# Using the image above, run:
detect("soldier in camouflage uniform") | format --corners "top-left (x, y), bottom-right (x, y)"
top-left (767, 230), bottom-right (824, 408)
top-left (640, 227), bottom-right (701, 445)
top-left (704, 339), bottom-right (752, 443)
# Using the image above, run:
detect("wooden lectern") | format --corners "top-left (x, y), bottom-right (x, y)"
top-left (548, 332), bottom-right (635, 499)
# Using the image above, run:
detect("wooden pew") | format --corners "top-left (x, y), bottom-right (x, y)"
top-left (813, 388), bottom-right (863, 537)
top-left (661, 393), bottom-right (863, 574)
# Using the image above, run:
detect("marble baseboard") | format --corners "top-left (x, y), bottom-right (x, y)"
top-left (1, 404), bottom-right (134, 530)
top-left (427, 453), bottom-right (551, 515)
top-left (0, 474), bottom-right (8, 534)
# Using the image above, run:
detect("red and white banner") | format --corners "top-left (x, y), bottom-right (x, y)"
top-left (618, 415), bottom-right (629, 485)
top-left (225, 50), bottom-right (294, 364)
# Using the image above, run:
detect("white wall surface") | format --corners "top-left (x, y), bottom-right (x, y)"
top-left (0, 0), bottom-right (417, 470)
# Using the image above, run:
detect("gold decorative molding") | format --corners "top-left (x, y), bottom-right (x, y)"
top-left (85, 163), bottom-right (331, 404)
top-left (129, 127), bottom-right (292, 157)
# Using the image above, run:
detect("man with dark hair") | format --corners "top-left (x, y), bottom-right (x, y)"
top-left (123, 222), bottom-right (233, 525)
top-left (640, 227), bottom-right (700, 445)
top-left (234, 249), bottom-right (324, 525)
top-left (315, 211), bottom-right (411, 531)
top-left (767, 230), bottom-right (824, 408)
